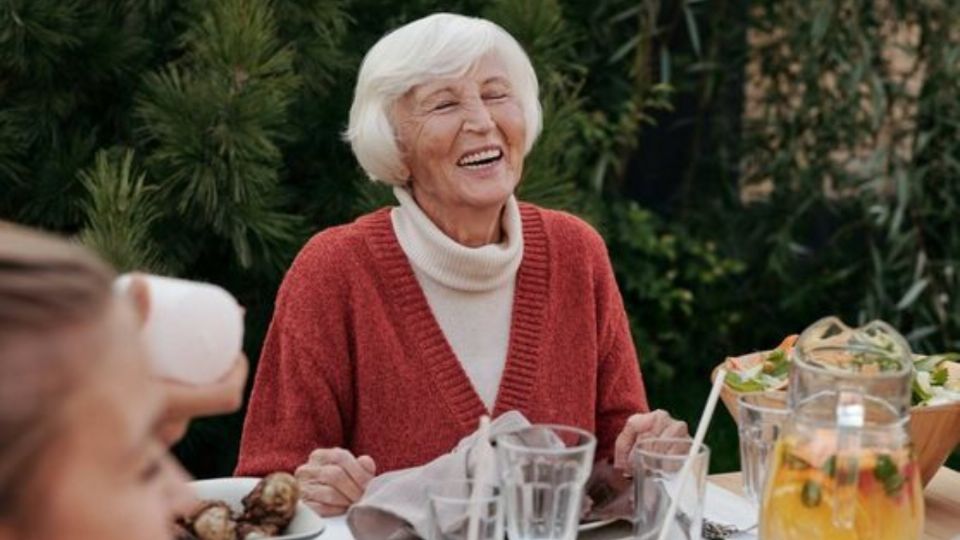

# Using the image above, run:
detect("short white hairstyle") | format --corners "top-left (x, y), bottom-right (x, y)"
top-left (345, 13), bottom-right (542, 185)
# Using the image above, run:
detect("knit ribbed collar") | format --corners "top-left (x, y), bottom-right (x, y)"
top-left (390, 186), bottom-right (524, 292)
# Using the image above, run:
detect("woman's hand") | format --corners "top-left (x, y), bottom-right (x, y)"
top-left (613, 409), bottom-right (689, 471)
top-left (156, 354), bottom-right (249, 445)
top-left (295, 448), bottom-right (377, 517)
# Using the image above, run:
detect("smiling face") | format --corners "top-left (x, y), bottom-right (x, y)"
top-left (392, 52), bottom-right (527, 232)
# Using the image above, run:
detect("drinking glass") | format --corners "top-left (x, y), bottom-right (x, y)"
top-left (760, 317), bottom-right (923, 540)
top-left (738, 392), bottom-right (790, 503)
top-left (495, 425), bottom-right (596, 540)
top-left (632, 438), bottom-right (710, 540)
top-left (427, 481), bottom-right (504, 540)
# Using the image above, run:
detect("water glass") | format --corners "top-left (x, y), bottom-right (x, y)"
top-left (737, 392), bottom-right (789, 503)
top-left (428, 481), bottom-right (504, 540)
top-left (495, 425), bottom-right (596, 540)
top-left (632, 438), bottom-right (710, 540)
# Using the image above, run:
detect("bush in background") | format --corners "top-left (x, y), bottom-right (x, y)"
top-left (2, 0), bottom-right (956, 475)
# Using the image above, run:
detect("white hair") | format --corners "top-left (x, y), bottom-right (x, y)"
top-left (345, 13), bottom-right (542, 185)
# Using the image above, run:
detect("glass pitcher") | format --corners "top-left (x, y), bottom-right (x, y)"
top-left (759, 317), bottom-right (924, 540)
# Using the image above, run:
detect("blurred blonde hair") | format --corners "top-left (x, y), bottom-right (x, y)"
top-left (0, 223), bottom-right (115, 519)
top-left (345, 12), bottom-right (542, 184)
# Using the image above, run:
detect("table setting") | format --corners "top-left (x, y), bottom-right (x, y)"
top-left (179, 316), bottom-right (960, 540)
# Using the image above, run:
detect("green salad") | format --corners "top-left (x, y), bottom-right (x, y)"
top-left (912, 353), bottom-right (960, 406)
top-left (723, 340), bottom-right (960, 407)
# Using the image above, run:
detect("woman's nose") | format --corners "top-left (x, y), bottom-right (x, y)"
top-left (462, 100), bottom-right (495, 133)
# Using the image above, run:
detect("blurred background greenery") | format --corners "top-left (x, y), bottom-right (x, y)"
top-left (2, 0), bottom-right (959, 476)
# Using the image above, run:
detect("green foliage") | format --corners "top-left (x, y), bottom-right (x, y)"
top-left (603, 201), bottom-right (744, 383)
top-left (0, 0), bottom-right (154, 225)
top-left (78, 148), bottom-right (166, 273)
top-left (0, 0), bottom-right (748, 476)
top-left (483, 0), bottom-right (581, 81)
top-left (5, 0), bottom-right (957, 476)
top-left (671, 0), bottom-right (960, 468)
top-left (136, 0), bottom-right (304, 270)
top-left (686, 0), bottom-right (960, 356)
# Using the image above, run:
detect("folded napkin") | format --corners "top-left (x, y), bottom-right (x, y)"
top-left (346, 411), bottom-right (530, 540)
top-left (346, 413), bottom-right (638, 539)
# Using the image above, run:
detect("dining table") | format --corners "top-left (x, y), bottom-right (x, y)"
top-left (321, 466), bottom-right (960, 539)
top-left (582, 466), bottom-right (960, 540)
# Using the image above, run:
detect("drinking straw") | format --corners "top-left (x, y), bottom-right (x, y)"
top-left (467, 415), bottom-right (493, 540)
top-left (654, 368), bottom-right (728, 540)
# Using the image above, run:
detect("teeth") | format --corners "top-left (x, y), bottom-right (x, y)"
top-left (458, 148), bottom-right (502, 166)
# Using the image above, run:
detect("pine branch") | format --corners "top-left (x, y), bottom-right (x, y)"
top-left (78, 148), bottom-right (167, 273)
top-left (0, 0), bottom-right (87, 80)
top-left (483, 0), bottom-right (583, 81)
top-left (135, 0), bottom-right (303, 269)
top-left (275, 0), bottom-right (352, 94)
top-left (14, 129), bottom-right (100, 229)
top-left (0, 110), bottom-right (27, 190)
top-left (517, 83), bottom-right (589, 214)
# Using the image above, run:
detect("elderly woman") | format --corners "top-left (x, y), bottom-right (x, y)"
top-left (0, 224), bottom-right (247, 540)
top-left (235, 13), bottom-right (687, 516)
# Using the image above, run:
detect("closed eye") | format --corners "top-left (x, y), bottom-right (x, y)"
top-left (483, 93), bottom-right (508, 101)
top-left (433, 101), bottom-right (457, 111)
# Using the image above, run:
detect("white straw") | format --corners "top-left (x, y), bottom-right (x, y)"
top-left (654, 368), bottom-right (728, 540)
top-left (466, 416), bottom-right (492, 540)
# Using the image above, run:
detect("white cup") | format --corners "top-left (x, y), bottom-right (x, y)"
top-left (115, 274), bottom-right (244, 384)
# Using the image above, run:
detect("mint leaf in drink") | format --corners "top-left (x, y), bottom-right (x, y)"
top-left (801, 480), bottom-right (822, 507)
top-left (874, 454), bottom-right (897, 480)
top-left (822, 455), bottom-right (837, 478)
top-left (873, 454), bottom-right (904, 496)
top-left (883, 472), bottom-right (905, 497)
top-left (783, 450), bottom-right (811, 471)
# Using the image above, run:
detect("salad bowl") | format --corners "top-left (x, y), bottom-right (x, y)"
top-left (712, 347), bottom-right (960, 487)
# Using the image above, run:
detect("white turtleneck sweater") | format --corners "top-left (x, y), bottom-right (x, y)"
top-left (390, 187), bottom-right (523, 410)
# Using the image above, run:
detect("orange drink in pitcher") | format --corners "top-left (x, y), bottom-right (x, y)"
top-left (760, 434), bottom-right (923, 539)
top-left (760, 317), bottom-right (923, 540)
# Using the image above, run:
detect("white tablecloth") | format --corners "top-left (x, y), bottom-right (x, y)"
top-left (318, 482), bottom-right (758, 539)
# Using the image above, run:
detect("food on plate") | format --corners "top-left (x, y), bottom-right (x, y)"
top-left (189, 502), bottom-right (236, 540)
top-left (240, 470), bottom-right (299, 528)
top-left (177, 473), bottom-right (300, 540)
top-left (722, 335), bottom-right (960, 407)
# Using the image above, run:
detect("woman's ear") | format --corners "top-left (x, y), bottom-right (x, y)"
top-left (126, 274), bottom-right (151, 329)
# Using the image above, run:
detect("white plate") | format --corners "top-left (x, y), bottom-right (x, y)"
top-left (190, 477), bottom-right (325, 540)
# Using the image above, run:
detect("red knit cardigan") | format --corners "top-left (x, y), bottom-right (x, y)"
top-left (235, 203), bottom-right (649, 476)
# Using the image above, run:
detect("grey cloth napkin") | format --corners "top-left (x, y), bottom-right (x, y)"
top-left (346, 411), bottom-right (530, 540)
